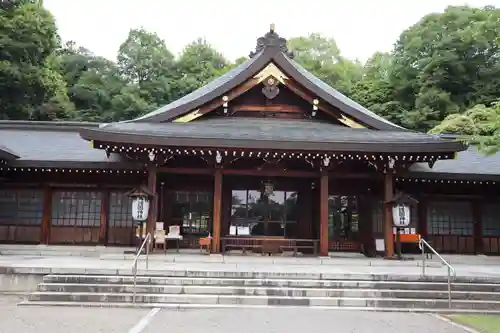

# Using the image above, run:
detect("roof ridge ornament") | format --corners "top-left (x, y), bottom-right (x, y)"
top-left (249, 24), bottom-right (294, 59)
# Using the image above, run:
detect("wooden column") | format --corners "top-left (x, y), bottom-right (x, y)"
top-left (319, 172), bottom-right (329, 256)
top-left (146, 166), bottom-right (158, 241)
top-left (212, 169), bottom-right (222, 253)
top-left (358, 196), bottom-right (374, 257)
top-left (99, 190), bottom-right (110, 245)
top-left (383, 173), bottom-right (394, 258)
top-left (472, 200), bottom-right (483, 254)
top-left (40, 187), bottom-right (52, 244)
top-left (417, 198), bottom-right (428, 239)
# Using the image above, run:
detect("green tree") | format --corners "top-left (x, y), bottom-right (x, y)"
top-left (350, 52), bottom-right (399, 122)
top-left (430, 101), bottom-right (500, 155)
top-left (56, 41), bottom-right (125, 121)
top-left (117, 28), bottom-right (175, 108)
top-left (0, 0), bottom-right (74, 120)
top-left (390, 5), bottom-right (500, 131)
top-left (288, 33), bottom-right (363, 95)
top-left (430, 103), bottom-right (498, 135)
top-left (173, 38), bottom-right (230, 100)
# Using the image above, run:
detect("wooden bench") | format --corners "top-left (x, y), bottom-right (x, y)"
top-left (221, 236), bottom-right (319, 256)
top-left (221, 237), bottom-right (263, 254)
top-left (279, 239), bottom-right (319, 256)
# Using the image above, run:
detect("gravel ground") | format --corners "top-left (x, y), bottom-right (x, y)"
top-left (0, 296), bottom-right (148, 333)
top-left (144, 307), bottom-right (469, 333)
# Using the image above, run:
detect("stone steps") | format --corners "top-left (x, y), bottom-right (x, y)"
top-left (41, 274), bottom-right (500, 292)
top-left (25, 291), bottom-right (500, 310)
top-left (20, 273), bottom-right (500, 312)
top-left (35, 283), bottom-right (500, 301)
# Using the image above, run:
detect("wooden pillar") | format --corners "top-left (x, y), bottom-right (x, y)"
top-left (319, 172), bottom-right (329, 256)
top-left (221, 184), bottom-right (232, 239)
top-left (417, 198), bottom-right (428, 239)
top-left (40, 187), bottom-right (52, 244)
top-left (383, 173), bottom-right (394, 258)
top-left (473, 200), bottom-right (483, 254)
top-left (212, 169), bottom-right (222, 253)
top-left (99, 190), bottom-right (110, 245)
top-left (358, 196), bottom-right (374, 257)
top-left (146, 166), bottom-right (158, 241)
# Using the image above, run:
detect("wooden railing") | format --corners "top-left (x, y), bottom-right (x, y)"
top-left (221, 236), bottom-right (319, 256)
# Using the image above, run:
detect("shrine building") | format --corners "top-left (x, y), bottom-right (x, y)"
top-left (1, 27), bottom-right (499, 257)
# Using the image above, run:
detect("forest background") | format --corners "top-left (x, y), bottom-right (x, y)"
top-left (1, 1), bottom-right (500, 153)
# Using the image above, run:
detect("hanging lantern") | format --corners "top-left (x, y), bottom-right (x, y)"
top-left (392, 204), bottom-right (410, 227)
top-left (262, 180), bottom-right (274, 196)
top-left (386, 192), bottom-right (418, 228)
top-left (125, 186), bottom-right (155, 222)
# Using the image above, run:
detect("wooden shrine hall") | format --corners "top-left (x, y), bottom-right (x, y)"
top-left (1, 27), bottom-right (500, 257)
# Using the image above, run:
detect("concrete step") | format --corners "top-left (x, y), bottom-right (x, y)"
top-left (17, 300), bottom-right (500, 313)
top-left (27, 291), bottom-right (500, 310)
top-left (42, 275), bottom-right (500, 292)
top-left (37, 271), bottom-right (500, 283)
top-left (36, 283), bottom-right (500, 301)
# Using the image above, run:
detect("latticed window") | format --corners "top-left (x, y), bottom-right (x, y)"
top-left (230, 190), bottom-right (298, 237)
top-left (0, 189), bottom-right (43, 226)
top-left (328, 195), bottom-right (358, 239)
top-left (482, 203), bottom-right (500, 237)
top-left (172, 191), bottom-right (212, 234)
top-left (427, 201), bottom-right (473, 236)
top-left (108, 191), bottom-right (133, 228)
top-left (51, 191), bottom-right (102, 227)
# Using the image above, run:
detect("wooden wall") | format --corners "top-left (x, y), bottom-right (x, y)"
top-left (1, 169), bottom-right (500, 256)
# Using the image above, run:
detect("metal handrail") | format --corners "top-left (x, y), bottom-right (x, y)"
top-left (419, 238), bottom-right (456, 309)
top-left (132, 232), bottom-right (151, 304)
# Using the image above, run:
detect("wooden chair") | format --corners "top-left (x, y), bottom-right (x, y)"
top-left (165, 225), bottom-right (183, 252)
top-left (199, 236), bottom-right (211, 254)
top-left (153, 222), bottom-right (166, 253)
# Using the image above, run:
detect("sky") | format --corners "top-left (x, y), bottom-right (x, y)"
top-left (44, 0), bottom-right (499, 63)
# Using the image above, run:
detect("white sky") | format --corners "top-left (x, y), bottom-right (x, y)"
top-left (44, 0), bottom-right (499, 63)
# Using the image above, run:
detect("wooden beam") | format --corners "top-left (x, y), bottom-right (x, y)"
top-left (174, 77), bottom-right (260, 122)
top-left (146, 165), bottom-right (157, 247)
top-left (40, 186), bottom-right (52, 244)
top-left (157, 167), bottom-right (377, 179)
top-left (232, 104), bottom-right (304, 113)
top-left (472, 200), bottom-right (483, 254)
top-left (99, 189), bottom-right (110, 245)
top-left (222, 169), bottom-right (318, 178)
top-left (417, 198), bottom-right (428, 240)
top-left (383, 173), bottom-right (394, 258)
top-left (157, 167), bottom-right (212, 175)
top-left (284, 79), bottom-right (367, 128)
top-left (212, 169), bottom-right (223, 253)
top-left (319, 172), bottom-right (329, 256)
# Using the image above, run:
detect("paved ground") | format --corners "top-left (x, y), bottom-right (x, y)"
top-left (0, 296), bottom-right (148, 333)
top-left (1, 253), bottom-right (500, 279)
top-left (0, 296), bottom-right (469, 333)
top-left (144, 308), bottom-right (470, 333)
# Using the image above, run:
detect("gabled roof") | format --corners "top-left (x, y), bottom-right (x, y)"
top-left (131, 28), bottom-right (404, 131)
top-left (80, 117), bottom-right (463, 153)
top-left (410, 145), bottom-right (500, 180)
top-left (0, 120), bottom-right (496, 179)
top-left (0, 145), bottom-right (19, 161)
top-left (0, 121), bottom-right (138, 169)
top-left (77, 27), bottom-right (466, 156)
